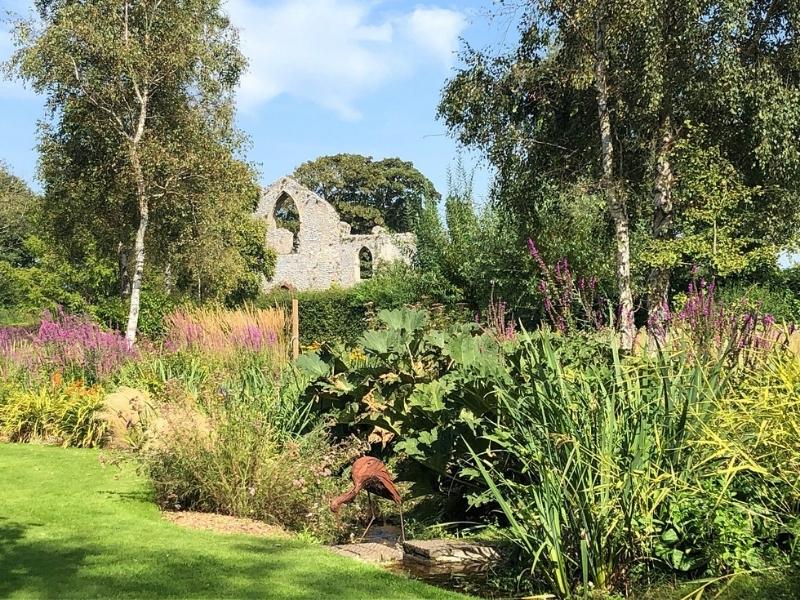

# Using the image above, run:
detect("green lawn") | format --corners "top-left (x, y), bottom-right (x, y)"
top-left (0, 444), bottom-right (469, 599)
top-left (641, 571), bottom-right (800, 600)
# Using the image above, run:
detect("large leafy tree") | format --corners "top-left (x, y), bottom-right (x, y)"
top-left (440, 0), bottom-right (642, 346)
top-left (0, 164), bottom-right (38, 308)
top-left (7, 0), bottom-right (265, 343)
top-left (623, 0), bottom-right (800, 311)
top-left (440, 0), bottom-right (800, 342)
top-left (293, 153), bottom-right (439, 233)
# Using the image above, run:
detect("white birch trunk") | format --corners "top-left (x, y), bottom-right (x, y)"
top-left (124, 86), bottom-right (148, 346)
top-left (648, 117), bottom-right (675, 323)
top-left (595, 12), bottom-right (635, 350)
top-left (125, 192), bottom-right (148, 345)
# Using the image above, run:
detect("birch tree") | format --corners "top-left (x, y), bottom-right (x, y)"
top-left (439, 0), bottom-right (800, 342)
top-left (7, 0), bottom-right (256, 343)
top-left (440, 0), bottom-right (640, 347)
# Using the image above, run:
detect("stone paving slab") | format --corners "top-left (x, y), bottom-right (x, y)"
top-left (330, 542), bottom-right (403, 565)
top-left (402, 540), bottom-right (501, 565)
top-left (330, 538), bottom-right (503, 573)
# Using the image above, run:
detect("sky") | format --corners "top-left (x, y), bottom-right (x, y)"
top-left (0, 0), bottom-right (520, 201)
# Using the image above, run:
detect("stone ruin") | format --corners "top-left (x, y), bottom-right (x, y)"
top-left (254, 177), bottom-right (415, 292)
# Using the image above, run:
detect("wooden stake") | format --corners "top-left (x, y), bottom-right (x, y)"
top-left (292, 297), bottom-right (300, 359)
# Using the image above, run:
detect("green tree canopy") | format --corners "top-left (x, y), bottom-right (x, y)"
top-left (0, 163), bottom-right (38, 268)
top-left (7, 0), bottom-right (269, 341)
top-left (439, 0), bottom-right (800, 331)
top-left (293, 153), bottom-right (439, 233)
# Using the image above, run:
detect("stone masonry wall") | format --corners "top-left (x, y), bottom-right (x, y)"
top-left (254, 177), bottom-right (415, 292)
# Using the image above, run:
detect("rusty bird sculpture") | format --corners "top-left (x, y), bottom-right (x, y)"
top-left (330, 456), bottom-right (404, 542)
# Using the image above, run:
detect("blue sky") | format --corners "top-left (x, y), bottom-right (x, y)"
top-left (0, 0), bottom-right (520, 201)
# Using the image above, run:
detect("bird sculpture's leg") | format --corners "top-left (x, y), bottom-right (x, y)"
top-left (360, 491), bottom-right (376, 542)
top-left (398, 501), bottom-right (405, 543)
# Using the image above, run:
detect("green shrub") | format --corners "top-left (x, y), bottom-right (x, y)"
top-left (783, 265), bottom-right (800, 297)
top-left (141, 396), bottom-right (360, 542)
top-left (296, 307), bottom-right (516, 498)
top-left (259, 265), bottom-right (467, 346)
top-left (0, 305), bottom-right (37, 327)
top-left (0, 260), bottom-right (21, 307)
top-left (91, 283), bottom-right (179, 338)
top-left (296, 308), bottom-right (615, 493)
top-left (0, 382), bottom-right (108, 447)
top-left (717, 282), bottom-right (800, 323)
top-left (351, 263), bottom-right (464, 311)
top-left (259, 287), bottom-right (366, 345)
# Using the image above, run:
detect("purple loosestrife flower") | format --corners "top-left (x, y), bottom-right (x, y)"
top-left (527, 239), bottom-right (549, 275)
top-left (238, 324), bottom-right (264, 351)
top-left (479, 294), bottom-right (518, 341)
top-left (665, 274), bottom-right (786, 364)
top-left (528, 244), bottom-right (607, 334)
top-left (5, 309), bottom-right (137, 381)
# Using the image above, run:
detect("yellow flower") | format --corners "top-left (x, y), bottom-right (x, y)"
top-left (349, 348), bottom-right (366, 362)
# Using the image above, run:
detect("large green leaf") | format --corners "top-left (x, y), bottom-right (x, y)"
top-left (443, 333), bottom-right (480, 366)
top-left (359, 329), bottom-right (397, 355)
top-left (294, 353), bottom-right (330, 379)
top-left (378, 307), bottom-right (428, 334)
top-left (407, 379), bottom-right (454, 413)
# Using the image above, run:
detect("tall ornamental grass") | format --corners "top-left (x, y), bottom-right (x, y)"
top-left (141, 393), bottom-right (359, 541)
top-left (469, 333), bottom-right (798, 597)
top-left (164, 305), bottom-right (286, 356)
top-left (114, 304), bottom-right (289, 404)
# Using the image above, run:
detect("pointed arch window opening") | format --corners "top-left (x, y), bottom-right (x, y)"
top-left (273, 192), bottom-right (301, 253)
top-left (359, 246), bottom-right (373, 279)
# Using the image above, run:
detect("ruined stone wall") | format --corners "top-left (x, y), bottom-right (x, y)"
top-left (254, 177), bottom-right (415, 292)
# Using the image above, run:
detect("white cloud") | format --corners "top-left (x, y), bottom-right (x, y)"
top-left (227, 0), bottom-right (466, 120)
top-left (401, 7), bottom-right (467, 66)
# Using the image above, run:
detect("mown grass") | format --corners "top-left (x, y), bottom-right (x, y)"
top-left (0, 444), bottom-right (469, 599)
top-left (639, 571), bottom-right (800, 600)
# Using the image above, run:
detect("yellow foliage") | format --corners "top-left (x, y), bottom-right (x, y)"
top-left (0, 381), bottom-right (107, 447)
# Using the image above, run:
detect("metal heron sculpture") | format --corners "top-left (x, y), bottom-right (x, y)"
top-left (330, 456), bottom-right (405, 542)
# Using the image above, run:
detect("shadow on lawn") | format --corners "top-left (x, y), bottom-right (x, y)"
top-left (98, 489), bottom-right (155, 504)
top-left (0, 518), bottom-right (447, 599)
top-left (0, 519), bottom-right (91, 598)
